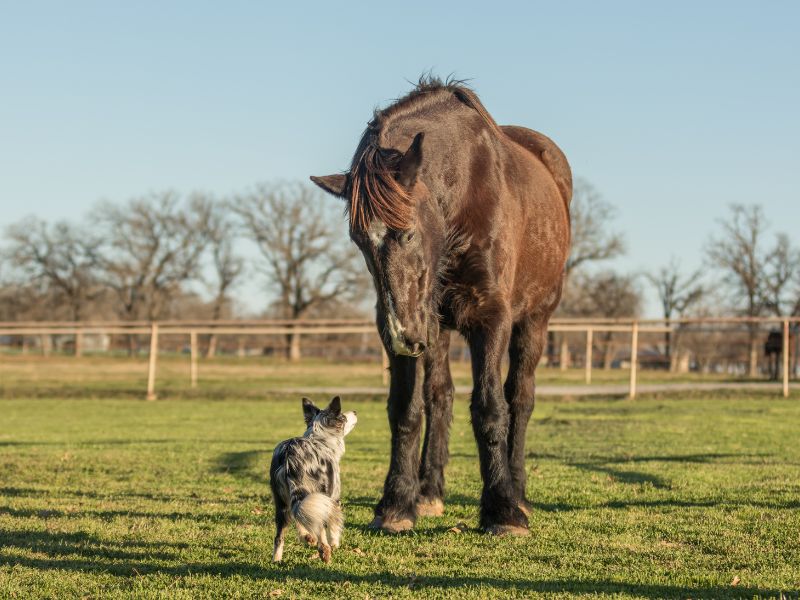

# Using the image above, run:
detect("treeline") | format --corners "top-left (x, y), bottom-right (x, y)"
top-left (1, 179), bottom-right (798, 369)
top-left (0, 183), bottom-right (369, 358)
top-left (0, 183), bottom-right (367, 323)
top-left (555, 181), bottom-right (799, 375)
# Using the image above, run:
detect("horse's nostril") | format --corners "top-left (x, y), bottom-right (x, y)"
top-left (411, 341), bottom-right (426, 355)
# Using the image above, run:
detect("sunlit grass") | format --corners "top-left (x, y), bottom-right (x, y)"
top-left (0, 353), bottom-right (746, 400)
top-left (1, 390), bottom-right (798, 598)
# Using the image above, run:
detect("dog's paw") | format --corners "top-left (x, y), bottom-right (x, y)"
top-left (318, 544), bottom-right (332, 563)
top-left (303, 534), bottom-right (317, 546)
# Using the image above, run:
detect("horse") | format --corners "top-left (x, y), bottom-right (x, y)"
top-left (765, 326), bottom-right (798, 380)
top-left (311, 77), bottom-right (571, 535)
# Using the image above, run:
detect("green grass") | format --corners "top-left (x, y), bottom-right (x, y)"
top-left (1, 390), bottom-right (799, 598)
top-left (0, 354), bottom-right (748, 400)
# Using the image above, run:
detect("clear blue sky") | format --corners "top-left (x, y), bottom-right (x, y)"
top-left (1, 1), bottom-right (798, 315)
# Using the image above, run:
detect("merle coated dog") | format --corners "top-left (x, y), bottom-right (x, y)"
top-left (270, 396), bottom-right (357, 563)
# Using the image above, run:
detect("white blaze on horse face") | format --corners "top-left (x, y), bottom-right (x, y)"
top-left (363, 219), bottom-right (417, 356)
top-left (368, 218), bottom-right (387, 248)
top-left (385, 295), bottom-right (416, 356)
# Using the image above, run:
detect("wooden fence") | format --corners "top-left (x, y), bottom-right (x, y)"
top-left (0, 317), bottom-right (797, 400)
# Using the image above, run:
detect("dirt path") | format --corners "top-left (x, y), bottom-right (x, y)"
top-left (266, 381), bottom-right (797, 397)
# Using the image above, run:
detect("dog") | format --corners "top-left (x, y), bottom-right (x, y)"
top-left (270, 396), bottom-right (357, 563)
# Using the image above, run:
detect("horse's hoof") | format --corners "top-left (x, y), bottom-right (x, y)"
top-left (368, 515), bottom-right (383, 529)
top-left (518, 499), bottom-right (533, 517)
top-left (485, 524), bottom-right (530, 536)
top-left (380, 518), bottom-right (415, 533)
top-left (416, 498), bottom-right (444, 517)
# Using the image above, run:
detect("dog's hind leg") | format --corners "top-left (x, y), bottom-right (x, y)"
top-left (272, 506), bottom-right (291, 562)
top-left (296, 522), bottom-right (317, 546)
top-left (316, 526), bottom-right (332, 563)
top-left (327, 503), bottom-right (344, 549)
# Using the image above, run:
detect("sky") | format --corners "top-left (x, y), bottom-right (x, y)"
top-left (1, 1), bottom-right (798, 316)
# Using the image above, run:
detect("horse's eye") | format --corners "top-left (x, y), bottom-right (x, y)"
top-left (404, 231), bottom-right (415, 243)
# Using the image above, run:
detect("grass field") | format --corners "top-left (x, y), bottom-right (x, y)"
top-left (1, 384), bottom-right (799, 598)
top-left (0, 354), bottom-right (751, 400)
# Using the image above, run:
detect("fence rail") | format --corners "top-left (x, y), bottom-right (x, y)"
top-left (1, 317), bottom-right (797, 400)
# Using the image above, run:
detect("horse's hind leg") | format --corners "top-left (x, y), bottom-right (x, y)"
top-left (504, 315), bottom-right (548, 515)
top-left (418, 329), bottom-right (454, 517)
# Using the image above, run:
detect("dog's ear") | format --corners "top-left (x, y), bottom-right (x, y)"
top-left (302, 397), bottom-right (319, 425)
top-left (327, 396), bottom-right (341, 415)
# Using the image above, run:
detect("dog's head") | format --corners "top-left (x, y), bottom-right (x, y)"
top-left (301, 396), bottom-right (357, 439)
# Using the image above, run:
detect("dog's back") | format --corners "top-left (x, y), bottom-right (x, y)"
top-left (270, 396), bottom-right (356, 563)
top-left (271, 437), bottom-right (339, 504)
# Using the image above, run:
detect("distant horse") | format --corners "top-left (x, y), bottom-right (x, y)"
top-left (765, 327), bottom-right (798, 380)
top-left (312, 78), bottom-right (571, 535)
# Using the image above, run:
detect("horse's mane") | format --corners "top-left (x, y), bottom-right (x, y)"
top-left (348, 76), bottom-right (498, 231)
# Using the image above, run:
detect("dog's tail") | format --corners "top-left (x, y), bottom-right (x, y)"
top-left (292, 493), bottom-right (341, 535)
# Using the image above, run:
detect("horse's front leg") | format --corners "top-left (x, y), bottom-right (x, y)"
top-left (469, 318), bottom-right (529, 535)
top-left (370, 353), bottom-right (424, 533)
top-left (417, 329), bottom-right (454, 517)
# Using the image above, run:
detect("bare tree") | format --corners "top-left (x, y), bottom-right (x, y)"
top-left (3, 218), bottom-right (101, 322)
top-left (94, 192), bottom-right (211, 352)
top-left (232, 182), bottom-right (366, 360)
top-left (204, 198), bottom-right (244, 357)
top-left (566, 271), bottom-right (642, 369)
top-left (565, 178), bottom-right (626, 278)
top-left (644, 258), bottom-right (705, 364)
top-left (556, 178), bottom-right (626, 368)
top-left (706, 204), bottom-right (770, 376)
top-left (762, 233), bottom-right (800, 317)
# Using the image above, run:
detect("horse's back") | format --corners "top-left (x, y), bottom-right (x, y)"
top-left (500, 125), bottom-right (572, 208)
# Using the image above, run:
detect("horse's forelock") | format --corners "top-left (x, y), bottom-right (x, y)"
top-left (349, 144), bottom-right (414, 232)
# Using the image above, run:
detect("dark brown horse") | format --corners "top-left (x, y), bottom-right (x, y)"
top-left (312, 78), bottom-right (571, 535)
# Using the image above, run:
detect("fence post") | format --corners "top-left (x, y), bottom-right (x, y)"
top-left (585, 328), bottom-right (593, 384)
top-left (41, 335), bottom-right (51, 357)
top-left (190, 330), bottom-right (198, 389)
top-left (783, 318), bottom-right (790, 398)
top-left (381, 346), bottom-right (389, 386)
top-left (146, 323), bottom-right (159, 401)
top-left (629, 321), bottom-right (639, 399)
top-left (75, 331), bottom-right (83, 357)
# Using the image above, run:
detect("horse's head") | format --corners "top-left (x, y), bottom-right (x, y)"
top-left (312, 132), bottom-right (445, 357)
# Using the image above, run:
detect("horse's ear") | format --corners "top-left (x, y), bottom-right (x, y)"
top-left (310, 174), bottom-right (348, 198)
top-left (396, 132), bottom-right (424, 188)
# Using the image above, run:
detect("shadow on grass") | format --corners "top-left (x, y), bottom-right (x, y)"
top-left (213, 450), bottom-right (269, 484)
top-left (530, 497), bottom-right (800, 513)
top-left (0, 505), bottom-right (251, 524)
top-left (526, 451), bottom-right (774, 464)
top-left (0, 545), bottom-right (794, 599)
top-left (0, 529), bottom-right (178, 562)
top-left (0, 486), bottom-right (255, 505)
